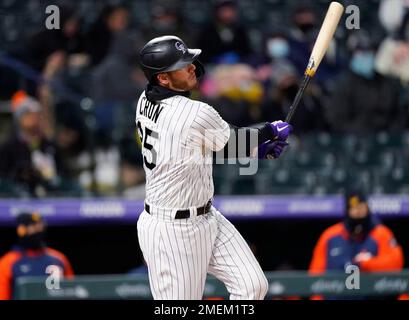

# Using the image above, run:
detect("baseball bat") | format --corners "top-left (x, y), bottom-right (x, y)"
top-left (285, 1), bottom-right (344, 123)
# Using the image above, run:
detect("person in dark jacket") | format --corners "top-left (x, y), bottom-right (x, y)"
top-left (0, 212), bottom-right (74, 300)
top-left (309, 191), bottom-right (404, 299)
top-left (196, 0), bottom-right (252, 64)
top-left (84, 4), bottom-right (130, 67)
top-left (24, 4), bottom-right (84, 72)
top-left (0, 91), bottom-right (64, 196)
top-left (325, 31), bottom-right (406, 134)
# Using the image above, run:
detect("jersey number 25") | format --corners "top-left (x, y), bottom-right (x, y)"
top-left (137, 121), bottom-right (158, 170)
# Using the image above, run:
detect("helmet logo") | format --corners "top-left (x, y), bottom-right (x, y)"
top-left (175, 41), bottom-right (186, 54)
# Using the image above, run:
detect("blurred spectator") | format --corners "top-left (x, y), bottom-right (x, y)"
top-left (89, 32), bottom-right (144, 146)
top-left (86, 29), bottom-right (146, 194)
top-left (309, 192), bottom-right (404, 299)
top-left (260, 64), bottom-right (328, 133)
top-left (21, 4), bottom-right (86, 98)
top-left (142, 4), bottom-right (193, 45)
top-left (376, 6), bottom-right (409, 84)
top-left (378, 0), bottom-right (409, 35)
top-left (287, 5), bottom-right (343, 89)
top-left (200, 64), bottom-right (264, 126)
top-left (196, 0), bottom-right (252, 64)
top-left (89, 32), bottom-right (142, 103)
top-left (120, 135), bottom-right (145, 199)
top-left (36, 50), bottom-right (67, 139)
top-left (54, 109), bottom-right (90, 184)
top-left (253, 29), bottom-right (328, 132)
top-left (0, 212), bottom-right (74, 300)
top-left (24, 4), bottom-right (84, 73)
top-left (121, 161), bottom-right (146, 199)
top-left (326, 31), bottom-right (406, 134)
top-left (0, 91), bottom-right (70, 197)
top-left (288, 5), bottom-right (318, 44)
top-left (256, 30), bottom-right (298, 87)
top-left (84, 4), bottom-right (130, 67)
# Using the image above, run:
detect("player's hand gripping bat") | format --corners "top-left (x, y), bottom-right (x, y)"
top-left (285, 1), bottom-right (344, 123)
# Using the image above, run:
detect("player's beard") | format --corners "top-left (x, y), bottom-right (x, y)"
top-left (168, 73), bottom-right (198, 91)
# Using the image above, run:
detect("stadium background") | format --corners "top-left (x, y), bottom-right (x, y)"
top-left (0, 0), bottom-right (408, 298)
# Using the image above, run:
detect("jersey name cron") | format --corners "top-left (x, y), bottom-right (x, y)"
top-left (139, 97), bottom-right (164, 123)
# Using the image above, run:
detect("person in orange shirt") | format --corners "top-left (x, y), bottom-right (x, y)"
top-left (309, 192), bottom-right (404, 299)
top-left (0, 212), bottom-right (74, 300)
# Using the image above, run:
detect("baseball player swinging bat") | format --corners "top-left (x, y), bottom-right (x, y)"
top-left (285, 1), bottom-right (344, 123)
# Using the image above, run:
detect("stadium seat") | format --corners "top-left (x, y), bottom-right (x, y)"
top-left (0, 178), bottom-right (29, 197)
top-left (293, 150), bottom-right (336, 170)
top-left (323, 134), bottom-right (358, 155)
top-left (45, 177), bottom-right (86, 198)
top-left (349, 148), bottom-right (396, 174)
top-left (230, 175), bottom-right (257, 195)
top-left (182, 0), bottom-right (211, 25)
top-left (373, 167), bottom-right (409, 194)
top-left (0, 0), bottom-right (18, 9)
top-left (322, 167), bottom-right (372, 195)
top-left (255, 168), bottom-right (317, 195)
top-left (238, 0), bottom-right (263, 25)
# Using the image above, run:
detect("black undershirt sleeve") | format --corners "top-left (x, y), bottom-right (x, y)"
top-left (215, 123), bottom-right (273, 159)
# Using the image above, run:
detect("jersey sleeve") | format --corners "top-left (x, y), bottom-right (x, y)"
top-left (189, 103), bottom-right (230, 152)
top-left (0, 252), bottom-right (21, 300)
top-left (308, 230), bottom-right (330, 300)
top-left (359, 225), bottom-right (404, 272)
top-left (309, 231), bottom-right (328, 275)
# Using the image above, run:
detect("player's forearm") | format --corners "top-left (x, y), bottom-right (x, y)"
top-left (359, 248), bottom-right (404, 272)
top-left (215, 123), bottom-right (274, 159)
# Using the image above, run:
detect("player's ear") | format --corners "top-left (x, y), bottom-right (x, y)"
top-left (156, 73), bottom-right (170, 86)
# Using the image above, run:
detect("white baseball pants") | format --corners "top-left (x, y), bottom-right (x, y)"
top-left (137, 206), bottom-right (268, 300)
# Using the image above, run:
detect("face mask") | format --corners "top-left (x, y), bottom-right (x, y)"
top-left (267, 39), bottom-right (290, 59)
top-left (345, 215), bottom-right (372, 239)
top-left (297, 23), bottom-right (315, 34)
top-left (19, 231), bottom-right (46, 250)
top-left (350, 52), bottom-right (375, 79)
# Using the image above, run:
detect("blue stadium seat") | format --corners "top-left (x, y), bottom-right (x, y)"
top-left (322, 167), bottom-right (372, 195)
top-left (293, 150), bottom-right (336, 170)
top-left (372, 166), bottom-right (409, 194)
top-left (182, 0), bottom-right (211, 25)
top-left (255, 168), bottom-right (317, 195)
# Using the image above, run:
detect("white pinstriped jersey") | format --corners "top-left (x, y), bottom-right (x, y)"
top-left (136, 89), bottom-right (268, 300)
top-left (135, 91), bottom-right (230, 209)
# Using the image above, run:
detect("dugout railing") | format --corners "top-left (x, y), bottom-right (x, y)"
top-left (15, 270), bottom-right (409, 300)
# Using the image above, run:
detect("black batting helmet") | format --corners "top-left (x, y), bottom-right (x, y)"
top-left (139, 35), bottom-right (205, 83)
